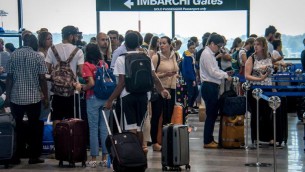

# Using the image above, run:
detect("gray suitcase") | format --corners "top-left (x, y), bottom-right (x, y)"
top-left (0, 112), bottom-right (15, 168)
top-left (161, 124), bottom-right (191, 171)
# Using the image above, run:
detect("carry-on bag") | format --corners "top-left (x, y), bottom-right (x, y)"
top-left (219, 115), bottom-right (245, 148)
top-left (101, 107), bottom-right (147, 172)
top-left (161, 124), bottom-right (191, 171)
top-left (54, 93), bottom-right (87, 167)
top-left (42, 114), bottom-right (54, 155)
top-left (158, 100), bottom-right (185, 145)
top-left (0, 112), bottom-right (15, 168)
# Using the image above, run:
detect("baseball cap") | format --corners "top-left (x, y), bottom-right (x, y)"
top-left (61, 25), bottom-right (82, 36)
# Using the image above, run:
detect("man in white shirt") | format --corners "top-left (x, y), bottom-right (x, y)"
top-left (264, 25), bottom-right (277, 55)
top-left (200, 33), bottom-right (232, 149)
top-left (45, 25), bottom-right (84, 128)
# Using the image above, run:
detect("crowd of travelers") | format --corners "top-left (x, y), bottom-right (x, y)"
top-left (0, 24), bottom-right (305, 168)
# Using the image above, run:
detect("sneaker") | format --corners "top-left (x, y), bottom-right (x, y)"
top-left (187, 109), bottom-right (197, 114)
top-left (87, 161), bottom-right (97, 168)
top-left (99, 160), bottom-right (107, 167)
top-left (193, 106), bottom-right (199, 109)
top-left (204, 141), bottom-right (218, 149)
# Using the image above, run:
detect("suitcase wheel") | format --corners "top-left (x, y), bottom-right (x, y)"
top-left (68, 162), bottom-right (75, 168)
top-left (81, 161), bottom-right (86, 167)
top-left (58, 161), bottom-right (63, 167)
top-left (162, 166), bottom-right (168, 171)
top-left (185, 164), bottom-right (191, 170)
top-left (170, 167), bottom-right (181, 171)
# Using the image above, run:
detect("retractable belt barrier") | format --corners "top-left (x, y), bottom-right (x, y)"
top-left (245, 89), bottom-right (280, 172)
top-left (251, 85), bottom-right (305, 97)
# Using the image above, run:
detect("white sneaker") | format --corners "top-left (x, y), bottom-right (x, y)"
top-left (87, 161), bottom-right (97, 168)
top-left (99, 160), bottom-right (107, 167)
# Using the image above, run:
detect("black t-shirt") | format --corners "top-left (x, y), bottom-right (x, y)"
top-left (196, 48), bottom-right (204, 63)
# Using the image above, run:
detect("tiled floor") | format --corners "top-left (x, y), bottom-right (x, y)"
top-left (1, 113), bottom-right (304, 172)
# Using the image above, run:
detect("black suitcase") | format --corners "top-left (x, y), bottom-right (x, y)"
top-left (54, 93), bottom-right (87, 167)
top-left (0, 112), bottom-right (15, 168)
top-left (101, 107), bottom-right (147, 172)
top-left (161, 124), bottom-right (191, 171)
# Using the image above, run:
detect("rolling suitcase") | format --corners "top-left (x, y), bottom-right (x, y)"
top-left (54, 93), bottom-right (87, 167)
top-left (0, 112), bottom-right (15, 168)
top-left (161, 124), bottom-right (191, 171)
top-left (101, 107), bottom-right (147, 172)
top-left (219, 115), bottom-right (245, 148)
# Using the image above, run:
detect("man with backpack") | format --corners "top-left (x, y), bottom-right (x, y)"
top-left (45, 25), bottom-right (84, 128)
top-left (104, 32), bottom-right (170, 151)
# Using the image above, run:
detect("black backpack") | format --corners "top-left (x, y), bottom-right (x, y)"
top-left (124, 52), bottom-right (154, 93)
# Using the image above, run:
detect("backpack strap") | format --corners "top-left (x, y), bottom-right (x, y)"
top-left (66, 47), bottom-right (79, 63)
top-left (174, 52), bottom-right (179, 61)
top-left (156, 53), bottom-right (161, 72)
top-left (51, 45), bottom-right (61, 63)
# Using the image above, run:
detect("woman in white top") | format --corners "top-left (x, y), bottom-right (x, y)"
top-left (245, 37), bottom-right (277, 146)
top-left (272, 40), bottom-right (292, 72)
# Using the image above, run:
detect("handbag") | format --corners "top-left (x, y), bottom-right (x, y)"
top-left (42, 114), bottom-right (54, 155)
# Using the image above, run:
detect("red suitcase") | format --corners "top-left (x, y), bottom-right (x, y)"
top-left (54, 93), bottom-right (87, 167)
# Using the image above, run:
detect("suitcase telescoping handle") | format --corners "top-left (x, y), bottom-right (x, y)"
top-left (73, 91), bottom-right (81, 119)
top-left (100, 106), bottom-right (122, 136)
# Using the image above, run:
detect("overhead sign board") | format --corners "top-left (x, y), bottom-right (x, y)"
top-left (96, 0), bottom-right (249, 12)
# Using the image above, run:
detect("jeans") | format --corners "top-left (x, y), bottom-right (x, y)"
top-left (87, 95), bottom-right (109, 156)
top-left (201, 82), bottom-right (220, 144)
